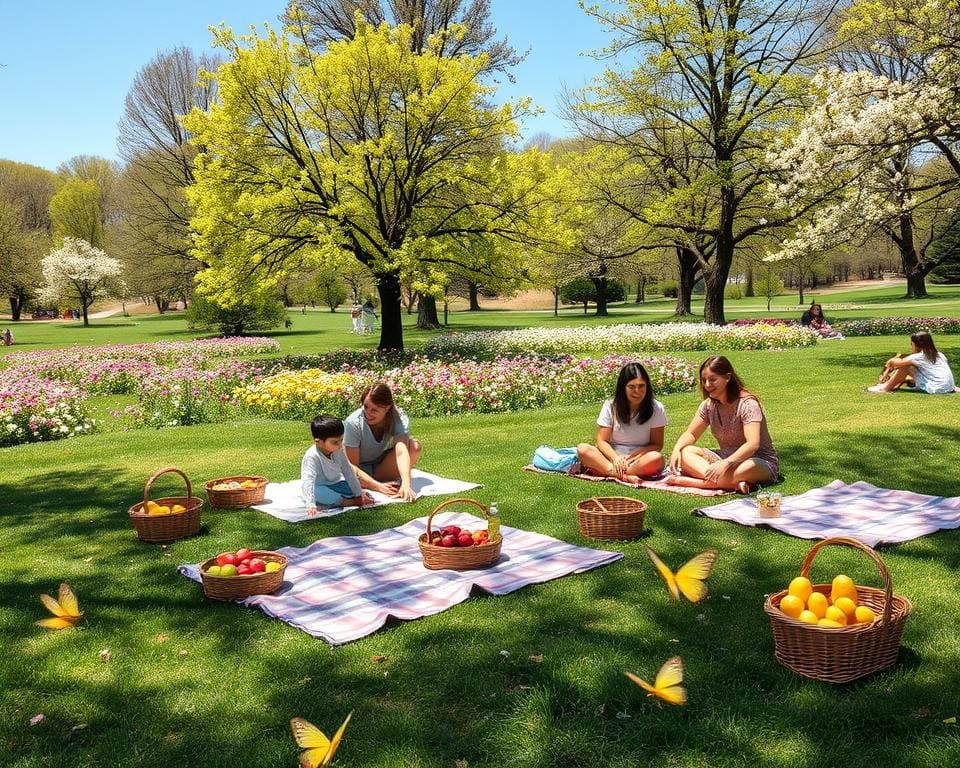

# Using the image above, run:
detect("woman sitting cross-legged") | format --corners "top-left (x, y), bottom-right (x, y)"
top-left (868, 330), bottom-right (956, 394)
top-left (667, 355), bottom-right (779, 494)
top-left (576, 362), bottom-right (667, 482)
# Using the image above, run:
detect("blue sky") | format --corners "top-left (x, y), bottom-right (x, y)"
top-left (0, 1), bottom-right (612, 171)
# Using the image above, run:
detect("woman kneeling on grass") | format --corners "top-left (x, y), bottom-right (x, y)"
top-left (868, 331), bottom-right (956, 394)
top-left (344, 383), bottom-right (422, 502)
top-left (576, 362), bottom-right (667, 482)
top-left (667, 356), bottom-right (779, 493)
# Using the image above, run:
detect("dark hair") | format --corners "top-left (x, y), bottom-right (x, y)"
top-left (361, 382), bottom-right (397, 433)
top-left (612, 362), bottom-right (655, 425)
top-left (810, 303), bottom-right (823, 317)
top-left (911, 330), bottom-right (939, 364)
top-left (310, 414), bottom-right (345, 440)
top-left (699, 355), bottom-right (757, 404)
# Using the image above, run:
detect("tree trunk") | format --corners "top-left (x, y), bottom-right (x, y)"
top-left (376, 271), bottom-right (405, 352)
top-left (897, 214), bottom-right (929, 298)
top-left (81, 298), bottom-right (91, 327)
top-left (745, 265), bottom-right (755, 297)
top-left (704, 186), bottom-right (736, 325)
top-left (553, 286), bottom-right (559, 317)
top-left (675, 246), bottom-right (699, 316)
top-left (416, 294), bottom-right (441, 329)
top-left (9, 294), bottom-right (23, 321)
top-left (468, 282), bottom-right (481, 311)
top-left (592, 276), bottom-right (609, 316)
top-left (635, 275), bottom-right (646, 304)
top-left (582, 301), bottom-right (588, 314)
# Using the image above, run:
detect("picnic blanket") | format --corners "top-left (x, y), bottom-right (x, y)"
top-left (693, 479), bottom-right (960, 546)
top-left (253, 469), bottom-right (480, 522)
top-left (178, 511), bottom-right (622, 644)
top-left (523, 464), bottom-right (731, 497)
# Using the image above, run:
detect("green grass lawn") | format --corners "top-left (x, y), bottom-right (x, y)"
top-left (3, 303), bottom-right (960, 766)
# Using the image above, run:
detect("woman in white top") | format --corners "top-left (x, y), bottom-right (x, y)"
top-left (576, 362), bottom-right (668, 481)
top-left (868, 331), bottom-right (956, 394)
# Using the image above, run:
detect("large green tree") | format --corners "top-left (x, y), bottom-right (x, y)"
top-left (49, 178), bottom-right (105, 248)
top-left (184, 19), bottom-right (546, 351)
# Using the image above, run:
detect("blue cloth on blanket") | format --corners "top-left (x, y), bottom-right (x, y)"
top-left (532, 445), bottom-right (579, 472)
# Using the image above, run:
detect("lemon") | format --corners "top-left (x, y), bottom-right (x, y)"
top-left (779, 594), bottom-right (805, 618)
top-left (833, 596), bottom-right (858, 620)
top-left (798, 610), bottom-right (819, 625)
top-left (831, 574), bottom-right (857, 604)
top-left (144, 500), bottom-right (162, 514)
top-left (824, 605), bottom-right (847, 625)
top-left (807, 591), bottom-right (829, 619)
top-left (171, 504), bottom-right (186, 513)
top-left (818, 618), bottom-right (844, 628)
top-left (854, 605), bottom-right (877, 624)
top-left (788, 576), bottom-right (813, 604)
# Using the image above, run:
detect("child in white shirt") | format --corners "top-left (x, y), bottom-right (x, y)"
top-left (301, 415), bottom-right (371, 515)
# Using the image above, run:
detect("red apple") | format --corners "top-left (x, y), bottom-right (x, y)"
top-left (458, 532), bottom-right (474, 547)
top-left (430, 535), bottom-right (442, 546)
top-left (236, 564), bottom-right (252, 575)
top-left (440, 525), bottom-right (461, 537)
top-left (235, 548), bottom-right (253, 562)
top-left (248, 558), bottom-right (266, 573)
top-left (441, 534), bottom-right (458, 547)
top-left (216, 552), bottom-right (238, 566)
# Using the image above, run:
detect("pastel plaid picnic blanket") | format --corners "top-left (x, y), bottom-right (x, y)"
top-left (523, 464), bottom-right (731, 497)
top-left (694, 479), bottom-right (960, 546)
top-left (178, 511), bottom-right (622, 644)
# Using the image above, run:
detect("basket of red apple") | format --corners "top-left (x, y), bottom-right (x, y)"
top-left (128, 467), bottom-right (203, 543)
top-left (418, 498), bottom-right (502, 571)
top-left (199, 548), bottom-right (288, 601)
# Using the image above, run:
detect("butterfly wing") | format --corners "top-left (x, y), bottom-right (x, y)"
top-left (57, 583), bottom-right (82, 619)
top-left (645, 546), bottom-right (679, 600)
top-left (624, 671), bottom-right (657, 695)
top-left (290, 718), bottom-right (331, 768)
top-left (674, 550), bottom-right (718, 604)
top-left (39, 592), bottom-right (70, 618)
top-left (321, 711), bottom-right (352, 767)
top-left (36, 616), bottom-right (78, 630)
top-left (652, 656), bottom-right (687, 706)
top-left (37, 584), bottom-right (81, 629)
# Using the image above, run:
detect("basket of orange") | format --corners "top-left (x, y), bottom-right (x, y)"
top-left (763, 536), bottom-right (912, 683)
top-left (204, 475), bottom-right (268, 509)
top-left (418, 498), bottom-right (502, 571)
top-left (198, 547), bottom-right (288, 601)
top-left (127, 467), bottom-right (203, 542)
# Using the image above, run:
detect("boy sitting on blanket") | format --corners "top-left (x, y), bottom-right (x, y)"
top-left (302, 415), bottom-right (373, 515)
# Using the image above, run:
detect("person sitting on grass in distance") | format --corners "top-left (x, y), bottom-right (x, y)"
top-left (344, 383), bottom-right (421, 502)
top-left (801, 303), bottom-right (843, 339)
top-left (302, 415), bottom-right (372, 516)
top-left (868, 330), bottom-right (957, 394)
top-left (667, 355), bottom-right (779, 494)
top-left (576, 362), bottom-right (667, 482)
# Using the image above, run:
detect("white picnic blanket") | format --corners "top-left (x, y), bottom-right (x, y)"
top-left (253, 469), bottom-right (481, 522)
top-left (179, 511), bottom-right (622, 644)
top-left (694, 479), bottom-right (960, 546)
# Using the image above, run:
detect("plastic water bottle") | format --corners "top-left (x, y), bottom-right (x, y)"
top-left (487, 501), bottom-right (501, 542)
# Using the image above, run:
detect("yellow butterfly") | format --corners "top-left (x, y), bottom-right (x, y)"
top-left (290, 712), bottom-right (352, 768)
top-left (625, 656), bottom-right (687, 706)
top-left (36, 582), bottom-right (83, 629)
top-left (645, 546), bottom-right (717, 603)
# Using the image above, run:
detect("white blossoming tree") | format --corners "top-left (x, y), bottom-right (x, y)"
top-left (40, 237), bottom-right (124, 326)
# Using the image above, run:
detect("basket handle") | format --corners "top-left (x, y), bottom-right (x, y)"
top-left (144, 467), bottom-right (192, 504)
top-left (799, 536), bottom-right (893, 625)
top-left (424, 498), bottom-right (488, 540)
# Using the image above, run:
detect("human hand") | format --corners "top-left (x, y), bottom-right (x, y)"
top-left (669, 449), bottom-right (683, 474)
top-left (704, 459), bottom-right (729, 483)
top-left (377, 480), bottom-right (399, 495)
top-left (306, 506), bottom-right (318, 517)
top-left (396, 483), bottom-right (416, 502)
top-left (361, 491), bottom-right (375, 506)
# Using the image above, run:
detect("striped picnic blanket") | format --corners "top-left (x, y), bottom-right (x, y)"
top-left (694, 479), bottom-right (960, 546)
top-left (178, 511), bottom-right (622, 644)
top-left (523, 464), bottom-right (731, 497)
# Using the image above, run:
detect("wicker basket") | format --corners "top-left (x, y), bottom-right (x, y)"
top-left (418, 498), bottom-right (503, 571)
top-left (576, 496), bottom-right (647, 541)
top-left (128, 467), bottom-right (203, 542)
top-left (763, 536), bottom-right (912, 683)
top-left (205, 475), bottom-right (268, 509)
top-left (199, 550), bottom-right (288, 601)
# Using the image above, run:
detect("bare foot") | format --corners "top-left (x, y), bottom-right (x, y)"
top-left (866, 384), bottom-right (889, 393)
top-left (737, 481), bottom-right (751, 494)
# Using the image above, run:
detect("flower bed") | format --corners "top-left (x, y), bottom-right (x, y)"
top-left (834, 317), bottom-right (960, 337)
top-left (236, 354), bottom-right (696, 420)
top-left (0, 373), bottom-right (95, 447)
top-left (422, 322), bottom-right (818, 358)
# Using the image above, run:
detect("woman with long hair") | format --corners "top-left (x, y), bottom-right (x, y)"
top-left (667, 356), bottom-right (779, 493)
top-left (576, 362), bottom-right (667, 481)
top-left (868, 331), bottom-right (956, 394)
top-left (343, 383), bottom-right (422, 501)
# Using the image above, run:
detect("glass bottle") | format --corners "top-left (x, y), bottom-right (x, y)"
top-left (487, 500), bottom-right (500, 542)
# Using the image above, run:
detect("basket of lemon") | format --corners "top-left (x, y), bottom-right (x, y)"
top-left (763, 536), bottom-right (912, 683)
top-left (204, 475), bottom-right (268, 509)
top-left (127, 467), bottom-right (203, 542)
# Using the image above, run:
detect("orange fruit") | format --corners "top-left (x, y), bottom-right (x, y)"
top-left (788, 576), bottom-right (813, 604)
top-left (798, 610), bottom-right (819, 625)
top-left (854, 605), bottom-right (877, 624)
top-left (833, 596), bottom-right (858, 620)
top-left (807, 591), bottom-right (829, 619)
top-left (779, 594), bottom-right (805, 618)
top-left (818, 618), bottom-right (844, 628)
top-left (831, 574), bottom-right (857, 604)
top-left (171, 504), bottom-right (186, 513)
top-left (824, 605), bottom-right (847, 625)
